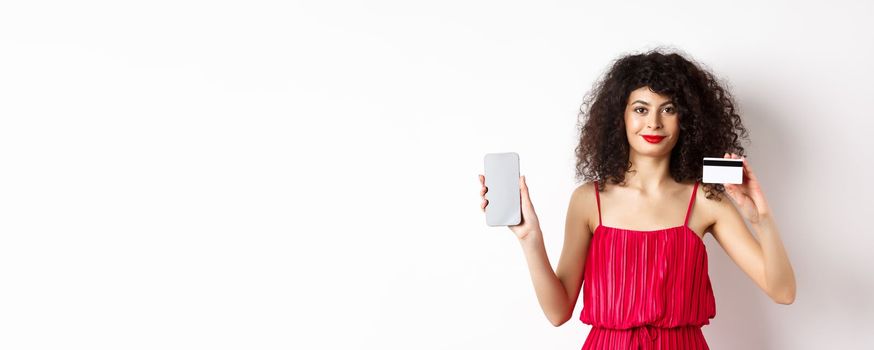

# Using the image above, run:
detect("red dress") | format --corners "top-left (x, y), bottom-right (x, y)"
top-left (580, 181), bottom-right (716, 349)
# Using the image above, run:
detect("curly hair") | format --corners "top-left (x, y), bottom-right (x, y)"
top-left (574, 48), bottom-right (749, 200)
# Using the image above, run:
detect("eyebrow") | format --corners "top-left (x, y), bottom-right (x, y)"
top-left (631, 100), bottom-right (674, 106)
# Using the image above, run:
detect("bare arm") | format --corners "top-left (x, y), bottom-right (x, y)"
top-left (709, 154), bottom-right (796, 304)
top-left (479, 176), bottom-right (594, 326)
top-left (709, 196), bottom-right (796, 304)
top-left (518, 184), bottom-right (593, 326)
top-left (751, 214), bottom-right (796, 303)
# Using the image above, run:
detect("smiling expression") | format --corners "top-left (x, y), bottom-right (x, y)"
top-left (624, 86), bottom-right (680, 157)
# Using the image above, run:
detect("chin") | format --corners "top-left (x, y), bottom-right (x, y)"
top-left (632, 144), bottom-right (673, 157)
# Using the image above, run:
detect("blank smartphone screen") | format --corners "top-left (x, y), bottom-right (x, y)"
top-left (483, 152), bottom-right (521, 226)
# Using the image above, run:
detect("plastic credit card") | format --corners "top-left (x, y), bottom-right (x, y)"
top-left (702, 157), bottom-right (744, 184)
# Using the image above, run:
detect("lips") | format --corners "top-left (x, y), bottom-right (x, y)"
top-left (642, 135), bottom-right (666, 143)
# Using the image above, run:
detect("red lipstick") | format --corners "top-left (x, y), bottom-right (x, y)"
top-left (642, 135), bottom-right (666, 143)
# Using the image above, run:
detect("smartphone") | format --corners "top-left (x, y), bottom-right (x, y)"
top-left (483, 152), bottom-right (521, 226)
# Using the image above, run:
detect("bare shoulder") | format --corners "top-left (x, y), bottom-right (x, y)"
top-left (569, 181), bottom-right (597, 234)
top-left (695, 183), bottom-right (735, 234)
top-left (572, 181), bottom-right (597, 199)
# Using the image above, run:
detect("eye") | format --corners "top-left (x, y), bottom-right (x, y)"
top-left (663, 106), bottom-right (676, 114)
top-left (634, 107), bottom-right (647, 114)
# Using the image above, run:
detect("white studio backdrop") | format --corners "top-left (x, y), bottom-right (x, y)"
top-left (1, 1), bottom-right (873, 349)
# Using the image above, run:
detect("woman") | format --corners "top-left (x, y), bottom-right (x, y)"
top-left (477, 49), bottom-right (796, 349)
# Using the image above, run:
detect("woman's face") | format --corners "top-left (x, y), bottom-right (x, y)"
top-left (624, 86), bottom-right (680, 158)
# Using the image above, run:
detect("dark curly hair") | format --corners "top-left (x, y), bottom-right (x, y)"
top-left (575, 48), bottom-right (749, 200)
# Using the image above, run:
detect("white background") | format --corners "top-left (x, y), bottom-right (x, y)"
top-left (1, 1), bottom-right (873, 349)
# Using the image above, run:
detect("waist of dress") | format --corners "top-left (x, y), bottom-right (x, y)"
top-left (590, 324), bottom-right (703, 332)
top-left (580, 311), bottom-right (713, 329)
top-left (585, 325), bottom-right (706, 349)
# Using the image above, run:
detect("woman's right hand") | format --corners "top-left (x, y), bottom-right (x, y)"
top-left (479, 174), bottom-right (542, 241)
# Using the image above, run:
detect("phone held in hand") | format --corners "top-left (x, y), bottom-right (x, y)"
top-left (483, 152), bottom-right (521, 226)
top-left (702, 157), bottom-right (743, 184)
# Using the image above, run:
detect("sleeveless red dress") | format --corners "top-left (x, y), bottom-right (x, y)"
top-left (580, 181), bottom-right (716, 349)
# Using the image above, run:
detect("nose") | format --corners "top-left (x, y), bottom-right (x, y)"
top-left (647, 114), bottom-right (662, 129)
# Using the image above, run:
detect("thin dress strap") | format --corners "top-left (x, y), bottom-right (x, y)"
top-left (683, 181), bottom-right (699, 226)
top-left (594, 180), bottom-right (602, 226)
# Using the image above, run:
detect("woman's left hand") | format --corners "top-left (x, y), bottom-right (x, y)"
top-left (722, 153), bottom-right (771, 224)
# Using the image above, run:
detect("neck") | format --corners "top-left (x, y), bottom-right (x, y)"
top-left (625, 151), bottom-right (673, 192)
